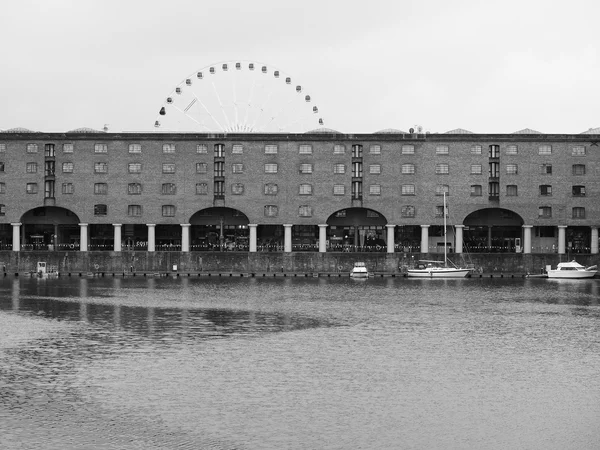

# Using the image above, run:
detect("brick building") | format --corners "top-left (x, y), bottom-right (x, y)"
top-left (1, 126), bottom-right (599, 254)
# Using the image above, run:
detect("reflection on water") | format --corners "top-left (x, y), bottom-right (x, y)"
top-left (1, 276), bottom-right (599, 449)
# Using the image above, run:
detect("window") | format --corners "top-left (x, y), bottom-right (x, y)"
top-left (162, 163), bottom-right (175, 174)
top-left (162, 205), bottom-right (176, 217)
top-left (299, 144), bottom-right (312, 154)
top-left (94, 183), bottom-right (108, 195)
top-left (572, 164), bottom-right (586, 175)
top-left (435, 163), bottom-right (449, 174)
top-left (299, 184), bottom-right (312, 195)
top-left (0, 182), bottom-right (4, 194)
top-left (435, 185), bottom-right (449, 196)
top-left (538, 145), bottom-right (552, 155)
top-left (299, 163), bottom-right (313, 174)
top-left (265, 144), bottom-right (278, 154)
top-left (264, 205), bottom-right (278, 217)
top-left (369, 184), bottom-right (381, 195)
top-left (44, 180), bottom-right (54, 199)
top-left (63, 143), bottom-right (73, 153)
top-left (435, 206), bottom-right (446, 218)
top-left (232, 163), bottom-right (243, 174)
top-left (538, 206), bottom-right (552, 218)
top-left (163, 143), bottom-right (175, 154)
top-left (335, 211), bottom-right (346, 218)
top-left (62, 183), bottom-right (74, 194)
top-left (401, 145), bottom-right (415, 155)
top-left (94, 204), bottom-right (107, 216)
top-left (352, 144), bottom-right (363, 158)
top-left (402, 184), bottom-right (415, 195)
top-left (214, 144), bottom-right (224, 157)
top-left (333, 144), bottom-right (345, 154)
top-left (214, 181), bottom-right (225, 196)
top-left (505, 145), bottom-right (518, 155)
top-left (401, 164), bottom-right (415, 174)
top-left (26, 162), bottom-right (37, 173)
top-left (196, 183), bottom-right (208, 195)
top-left (471, 185), bottom-right (483, 196)
top-left (506, 164), bottom-right (518, 174)
top-left (45, 161), bottom-right (55, 176)
top-left (264, 183), bottom-right (278, 195)
top-left (333, 163), bottom-right (346, 174)
top-left (369, 164), bottom-right (381, 174)
top-left (489, 182), bottom-right (499, 197)
top-left (162, 183), bottom-right (176, 195)
top-left (128, 205), bottom-right (142, 216)
top-left (471, 164), bottom-right (482, 175)
top-left (352, 181), bottom-right (362, 199)
top-left (572, 185), bottom-right (586, 197)
top-left (572, 207), bottom-right (585, 219)
top-left (489, 145), bottom-right (500, 158)
top-left (26, 183), bottom-right (38, 194)
top-left (489, 162), bottom-right (499, 177)
top-left (539, 185), bottom-right (552, 196)
top-left (62, 162), bottom-right (73, 173)
top-left (128, 163), bottom-right (142, 173)
top-left (128, 143), bottom-right (141, 153)
top-left (369, 145), bottom-right (381, 155)
top-left (506, 185), bottom-right (518, 196)
top-left (94, 162), bottom-right (108, 173)
top-left (401, 206), bottom-right (415, 218)
top-left (231, 183), bottom-right (244, 195)
top-left (471, 145), bottom-right (482, 155)
top-left (0, 204), bottom-right (4, 216)
top-left (44, 144), bottom-right (55, 157)
top-left (94, 143), bottom-right (107, 153)
top-left (232, 144), bottom-right (243, 154)
top-left (195, 144), bottom-right (207, 154)
top-left (540, 164), bottom-right (552, 174)
top-left (435, 145), bottom-right (449, 155)
top-left (333, 184), bottom-right (345, 195)
top-left (352, 162), bottom-right (363, 177)
top-left (572, 146), bottom-right (586, 156)
top-left (299, 205), bottom-right (312, 217)
top-left (265, 163), bottom-right (278, 173)
top-left (0, 144), bottom-right (5, 152)
top-left (128, 183), bottom-right (142, 195)
top-left (26, 143), bottom-right (38, 153)
top-left (196, 163), bottom-right (207, 173)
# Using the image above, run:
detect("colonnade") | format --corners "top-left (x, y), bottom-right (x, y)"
top-left (8, 222), bottom-right (600, 254)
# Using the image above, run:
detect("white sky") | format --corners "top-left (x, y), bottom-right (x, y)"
top-left (1, 0), bottom-right (599, 134)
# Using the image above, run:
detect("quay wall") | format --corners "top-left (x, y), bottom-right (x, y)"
top-left (0, 251), bottom-right (599, 275)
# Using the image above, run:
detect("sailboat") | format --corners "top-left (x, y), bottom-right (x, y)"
top-left (407, 192), bottom-right (471, 278)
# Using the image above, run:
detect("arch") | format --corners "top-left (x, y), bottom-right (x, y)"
top-left (463, 208), bottom-right (524, 252)
top-left (189, 207), bottom-right (250, 251)
top-left (326, 207), bottom-right (388, 251)
top-left (19, 206), bottom-right (80, 250)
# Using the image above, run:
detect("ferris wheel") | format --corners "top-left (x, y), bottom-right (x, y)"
top-left (154, 61), bottom-right (325, 133)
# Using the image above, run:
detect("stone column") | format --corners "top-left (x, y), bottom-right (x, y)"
top-left (79, 223), bottom-right (88, 252)
top-left (591, 226), bottom-right (599, 254)
top-left (386, 224), bottom-right (395, 253)
top-left (318, 224), bottom-right (328, 253)
top-left (113, 224), bottom-right (122, 252)
top-left (11, 223), bottom-right (21, 252)
top-left (453, 225), bottom-right (464, 254)
top-left (248, 224), bottom-right (257, 252)
top-left (147, 224), bottom-right (156, 252)
top-left (284, 224), bottom-right (293, 253)
top-left (557, 225), bottom-right (567, 254)
top-left (523, 225), bottom-right (532, 254)
top-left (181, 224), bottom-right (190, 252)
top-left (420, 225), bottom-right (430, 253)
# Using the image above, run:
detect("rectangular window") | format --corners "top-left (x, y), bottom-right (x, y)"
top-left (265, 144), bottom-right (278, 154)
top-left (369, 184), bottom-right (381, 195)
top-left (352, 145), bottom-right (363, 158)
top-left (0, 143), bottom-right (6, 152)
top-left (94, 162), bottom-right (108, 173)
top-left (299, 163), bottom-right (313, 174)
top-left (26, 183), bottom-right (38, 194)
top-left (63, 143), bottom-right (73, 153)
top-left (45, 161), bottom-right (55, 176)
top-left (352, 162), bottom-right (362, 177)
top-left (538, 206), bottom-right (552, 218)
top-left (333, 144), bottom-right (345, 154)
top-left (44, 144), bottom-right (55, 157)
top-left (94, 143), bottom-right (108, 153)
top-left (196, 183), bottom-right (208, 195)
top-left (402, 184), bottom-right (415, 195)
top-left (214, 181), bottom-right (225, 196)
top-left (299, 144), bottom-right (312, 154)
top-left (94, 204), bottom-right (107, 216)
top-left (197, 144), bottom-right (208, 154)
top-left (369, 145), bottom-right (381, 155)
top-left (539, 185), bottom-right (552, 196)
top-left (128, 205), bottom-right (142, 216)
top-left (162, 205), bottom-right (176, 217)
top-left (128, 143), bottom-right (142, 153)
top-left (161, 183), bottom-right (176, 195)
top-left (264, 205), bottom-right (278, 217)
top-left (26, 162), bottom-right (37, 173)
top-left (572, 164), bottom-right (586, 175)
top-left (128, 183), bottom-right (142, 195)
top-left (0, 204), bottom-right (5, 215)
top-left (232, 144), bottom-right (243, 154)
top-left (264, 183), bottom-right (278, 195)
top-left (435, 185), bottom-right (449, 196)
top-left (299, 205), bottom-right (312, 217)
top-left (62, 162), bottom-right (73, 173)
top-left (505, 145), bottom-right (518, 155)
top-left (94, 183), bottom-right (108, 195)
top-left (401, 206), bottom-right (415, 218)
top-left (489, 145), bottom-right (500, 158)
top-left (231, 183), bottom-right (244, 195)
top-left (506, 185), bottom-right (518, 196)
top-left (333, 163), bottom-right (346, 174)
top-left (26, 143), bottom-right (38, 153)
top-left (435, 206), bottom-right (446, 218)
top-left (401, 145), bottom-right (415, 155)
top-left (471, 164), bottom-right (482, 174)
top-left (369, 164), bottom-right (381, 174)
top-left (128, 163), bottom-right (142, 173)
top-left (265, 163), bottom-right (278, 173)
top-left (538, 145), bottom-right (552, 155)
top-left (401, 164), bottom-right (415, 174)
top-left (162, 163), bottom-right (175, 174)
top-left (62, 183), bottom-right (74, 194)
top-left (163, 143), bottom-right (175, 153)
top-left (471, 145), bottom-right (482, 155)
top-left (0, 182), bottom-right (5, 194)
top-left (572, 207), bottom-right (585, 219)
top-left (435, 145), bottom-right (449, 155)
top-left (299, 184), bottom-right (312, 195)
top-left (506, 164), bottom-right (518, 174)
top-left (333, 184), bottom-right (345, 195)
top-left (572, 146), bottom-right (586, 156)
top-left (435, 163), bottom-right (449, 174)
top-left (572, 185), bottom-right (586, 197)
top-left (214, 144), bottom-right (225, 157)
top-left (196, 163), bottom-right (207, 173)
top-left (471, 185), bottom-right (483, 196)
top-left (44, 180), bottom-right (55, 199)
top-left (214, 161), bottom-right (224, 177)
top-left (232, 163), bottom-right (244, 174)
top-left (540, 164), bottom-right (552, 174)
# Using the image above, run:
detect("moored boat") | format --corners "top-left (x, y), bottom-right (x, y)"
top-left (407, 260), bottom-right (471, 278)
top-left (350, 262), bottom-right (369, 278)
top-left (546, 260), bottom-right (597, 279)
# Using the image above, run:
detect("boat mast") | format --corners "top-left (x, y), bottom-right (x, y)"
top-left (443, 191), bottom-right (447, 267)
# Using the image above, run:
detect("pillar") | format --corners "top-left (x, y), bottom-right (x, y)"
top-left (147, 224), bottom-right (155, 252)
top-left (591, 226), bottom-right (599, 254)
top-left (386, 224), bottom-right (395, 253)
top-left (557, 225), bottom-right (566, 254)
top-left (523, 225), bottom-right (532, 254)
top-left (249, 224), bottom-right (257, 252)
top-left (11, 223), bottom-right (21, 252)
top-left (420, 225), bottom-right (430, 253)
top-left (455, 225), bottom-right (464, 254)
top-left (113, 224), bottom-right (122, 252)
top-left (181, 224), bottom-right (190, 252)
top-left (318, 224), bottom-right (328, 253)
top-left (79, 223), bottom-right (88, 252)
top-left (284, 224), bottom-right (293, 253)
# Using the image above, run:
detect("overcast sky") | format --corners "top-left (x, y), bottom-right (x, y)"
top-left (1, 0), bottom-right (599, 134)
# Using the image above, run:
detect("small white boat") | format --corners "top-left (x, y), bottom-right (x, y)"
top-left (546, 260), bottom-right (597, 279)
top-left (407, 260), bottom-right (471, 278)
top-left (350, 262), bottom-right (369, 278)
